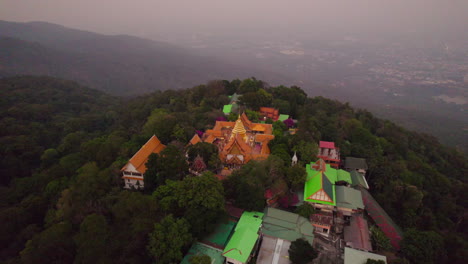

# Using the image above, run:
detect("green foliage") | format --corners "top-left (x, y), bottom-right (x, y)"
top-left (187, 142), bottom-right (221, 171)
top-left (238, 78), bottom-right (263, 94)
top-left (400, 229), bottom-right (445, 264)
top-left (1, 77), bottom-right (466, 264)
top-left (288, 238), bottom-right (318, 264)
top-left (292, 140), bottom-right (318, 165)
top-left (74, 214), bottom-right (110, 264)
top-left (20, 222), bottom-right (75, 264)
top-left (369, 226), bottom-right (391, 251)
top-left (189, 254), bottom-right (211, 264)
top-left (294, 203), bottom-right (315, 218)
top-left (153, 172), bottom-right (226, 237)
top-left (147, 214), bottom-right (192, 263)
top-left (286, 165), bottom-right (307, 190)
top-left (146, 144), bottom-right (188, 188)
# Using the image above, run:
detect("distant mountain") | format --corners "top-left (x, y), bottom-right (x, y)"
top-left (0, 21), bottom-right (287, 96)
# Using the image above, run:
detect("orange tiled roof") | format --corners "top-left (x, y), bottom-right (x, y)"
top-left (259, 107), bottom-right (279, 120)
top-left (188, 134), bottom-right (202, 145)
top-left (255, 134), bottom-right (274, 142)
top-left (223, 133), bottom-right (252, 156)
top-left (252, 124), bottom-right (266, 131)
top-left (121, 135), bottom-right (166, 174)
top-left (240, 112), bottom-right (253, 129)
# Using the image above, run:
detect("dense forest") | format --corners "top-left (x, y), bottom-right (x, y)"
top-left (0, 76), bottom-right (466, 264)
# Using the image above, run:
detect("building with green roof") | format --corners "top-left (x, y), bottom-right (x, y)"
top-left (180, 242), bottom-right (225, 264)
top-left (223, 104), bottom-right (233, 114)
top-left (336, 186), bottom-right (364, 215)
top-left (223, 211), bottom-right (264, 264)
top-left (278, 114), bottom-right (289, 122)
top-left (261, 207), bottom-right (314, 244)
top-left (344, 247), bottom-right (387, 264)
top-left (304, 160), bottom-right (353, 210)
top-left (350, 170), bottom-right (369, 189)
top-left (257, 208), bottom-right (314, 264)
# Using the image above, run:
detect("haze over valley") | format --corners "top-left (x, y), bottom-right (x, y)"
top-left (1, 0), bottom-right (467, 151)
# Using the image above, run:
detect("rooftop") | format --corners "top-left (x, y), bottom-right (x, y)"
top-left (121, 135), bottom-right (166, 174)
top-left (344, 247), bottom-right (387, 264)
top-left (261, 208), bottom-right (314, 244)
top-left (319, 141), bottom-right (336, 149)
top-left (201, 220), bottom-right (236, 250)
top-left (344, 215), bottom-right (372, 252)
top-left (350, 171), bottom-right (369, 189)
top-left (180, 242), bottom-right (224, 264)
top-left (256, 236), bottom-right (291, 264)
top-left (336, 186), bottom-right (364, 210)
top-left (223, 211), bottom-right (264, 263)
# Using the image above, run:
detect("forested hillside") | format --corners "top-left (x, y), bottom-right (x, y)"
top-left (0, 76), bottom-right (466, 264)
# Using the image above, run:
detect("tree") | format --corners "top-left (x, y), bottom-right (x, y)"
top-left (400, 229), bottom-right (445, 264)
top-left (147, 215), bottom-right (192, 263)
top-left (223, 161), bottom-right (268, 211)
top-left (294, 203), bottom-right (315, 219)
top-left (155, 144), bottom-right (188, 184)
top-left (20, 222), bottom-right (75, 264)
top-left (187, 142), bottom-right (221, 171)
top-left (153, 172), bottom-right (226, 237)
top-left (74, 214), bottom-right (111, 264)
top-left (288, 238), bottom-right (318, 264)
top-left (369, 225), bottom-right (391, 251)
top-left (287, 165), bottom-right (307, 191)
top-left (292, 140), bottom-right (318, 165)
top-left (143, 153), bottom-right (159, 192)
top-left (189, 254), bottom-right (211, 264)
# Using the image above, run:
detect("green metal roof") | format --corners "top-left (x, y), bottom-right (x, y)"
top-left (202, 220), bottom-right (236, 249)
top-left (304, 163), bottom-right (336, 206)
top-left (278, 114), bottom-right (289, 121)
top-left (180, 242), bottom-right (225, 264)
top-left (350, 171), bottom-right (369, 189)
top-left (335, 186), bottom-right (364, 210)
top-left (344, 247), bottom-right (387, 264)
top-left (337, 169), bottom-right (352, 184)
top-left (261, 208), bottom-right (314, 244)
top-left (223, 211), bottom-right (264, 263)
top-left (223, 104), bottom-right (233, 114)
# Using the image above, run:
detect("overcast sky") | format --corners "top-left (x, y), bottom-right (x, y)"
top-left (1, 0), bottom-right (467, 38)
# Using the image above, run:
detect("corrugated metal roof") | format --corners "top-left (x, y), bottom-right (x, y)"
top-left (336, 186), bottom-right (364, 210)
top-left (181, 242), bottom-right (225, 264)
top-left (350, 171), bottom-right (369, 189)
top-left (262, 208), bottom-right (314, 244)
top-left (223, 211), bottom-right (264, 263)
top-left (344, 247), bottom-right (386, 264)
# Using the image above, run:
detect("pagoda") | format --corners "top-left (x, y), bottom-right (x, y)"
top-left (202, 113), bottom-right (274, 169)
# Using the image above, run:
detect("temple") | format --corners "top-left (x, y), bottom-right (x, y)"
top-left (120, 135), bottom-right (166, 189)
top-left (203, 113), bottom-right (274, 169)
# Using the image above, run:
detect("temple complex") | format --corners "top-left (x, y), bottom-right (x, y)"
top-left (203, 113), bottom-right (274, 169)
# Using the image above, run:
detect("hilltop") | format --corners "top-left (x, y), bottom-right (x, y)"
top-left (0, 76), bottom-right (466, 263)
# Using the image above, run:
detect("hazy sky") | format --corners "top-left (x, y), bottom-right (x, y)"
top-left (1, 0), bottom-right (467, 38)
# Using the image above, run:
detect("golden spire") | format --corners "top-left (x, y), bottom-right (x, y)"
top-left (230, 115), bottom-right (247, 140)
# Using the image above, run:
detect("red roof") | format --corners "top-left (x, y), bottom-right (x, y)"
top-left (319, 141), bottom-right (336, 149)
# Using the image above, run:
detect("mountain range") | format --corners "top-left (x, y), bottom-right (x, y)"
top-left (0, 20), bottom-right (288, 96)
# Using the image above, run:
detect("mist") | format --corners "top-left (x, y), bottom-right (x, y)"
top-left (2, 0), bottom-right (467, 41)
